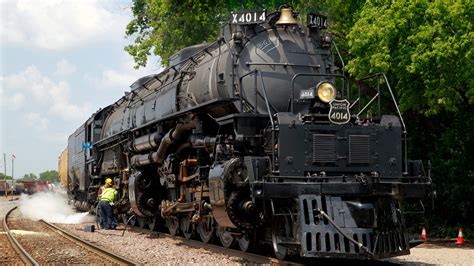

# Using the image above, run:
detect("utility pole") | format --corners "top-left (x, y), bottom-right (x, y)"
top-left (2, 153), bottom-right (6, 198)
top-left (12, 156), bottom-right (15, 180)
top-left (3, 153), bottom-right (6, 180)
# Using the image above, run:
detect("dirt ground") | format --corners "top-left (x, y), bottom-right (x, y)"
top-left (1, 196), bottom-right (472, 265)
top-left (385, 242), bottom-right (474, 265)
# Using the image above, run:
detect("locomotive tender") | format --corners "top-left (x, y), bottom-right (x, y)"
top-left (63, 6), bottom-right (434, 260)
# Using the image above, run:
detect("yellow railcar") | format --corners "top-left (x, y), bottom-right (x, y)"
top-left (58, 148), bottom-right (68, 189)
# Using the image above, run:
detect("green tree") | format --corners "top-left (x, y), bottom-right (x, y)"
top-left (347, 0), bottom-right (473, 115)
top-left (39, 170), bottom-right (59, 183)
top-left (126, 0), bottom-right (225, 67)
top-left (125, 0), bottom-right (330, 67)
top-left (0, 173), bottom-right (13, 180)
top-left (346, 0), bottom-right (473, 236)
top-left (22, 173), bottom-right (38, 180)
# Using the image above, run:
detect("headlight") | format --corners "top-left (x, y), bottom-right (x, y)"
top-left (316, 82), bottom-right (336, 103)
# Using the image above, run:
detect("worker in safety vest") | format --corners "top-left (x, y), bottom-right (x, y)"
top-left (98, 178), bottom-right (118, 229)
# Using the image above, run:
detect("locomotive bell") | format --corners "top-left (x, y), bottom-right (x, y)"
top-left (276, 7), bottom-right (297, 25)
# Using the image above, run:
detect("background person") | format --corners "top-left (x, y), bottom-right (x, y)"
top-left (98, 178), bottom-right (118, 229)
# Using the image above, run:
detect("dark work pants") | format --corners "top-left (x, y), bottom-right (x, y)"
top-left (99, 201), bottom-right (116, 229)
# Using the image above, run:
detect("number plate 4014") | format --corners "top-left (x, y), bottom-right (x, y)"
top-left (307, 13), bottom-right (328, 29)
top-left (328, 99), bottom-right (351, 124)
top-left (231, 11), bottom-right (266, 25)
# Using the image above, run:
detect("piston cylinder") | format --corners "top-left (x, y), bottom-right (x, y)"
top-left (130, 132), bottom-right (163, 153)
top-left (131, 152), bottom-right (158, 167)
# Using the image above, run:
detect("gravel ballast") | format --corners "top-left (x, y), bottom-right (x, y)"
top-left (4, 197), bottom-right (473, 265)
top-left (7, 207), bottom-right (120, 264)
top-left (56, 222), bottom-right (251, 265)
top-left (58, 221), bottom-right (474, 265)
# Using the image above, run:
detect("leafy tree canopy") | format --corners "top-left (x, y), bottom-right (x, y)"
top-left (0, 173), bottom-right (13, 180)
top-left (39, 170), bottom-right (59, 183)
top-left (346, 1), bottom-right (473, 233)
top-left (125, 0), bottom-right (332, 67)
top-left (347, 0), bottom-right (473, 115)
top-left (21, 173), bottom-right (38, 180)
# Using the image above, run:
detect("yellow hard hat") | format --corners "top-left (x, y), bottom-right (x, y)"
top-left (105, 178), bottom-right (113, 184)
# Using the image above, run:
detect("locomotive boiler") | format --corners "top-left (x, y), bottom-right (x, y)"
top-left (63, 5), bottom-right (434, 260)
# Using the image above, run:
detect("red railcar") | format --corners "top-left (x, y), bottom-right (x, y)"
top-left (17, 180), bottom-right (50, 194)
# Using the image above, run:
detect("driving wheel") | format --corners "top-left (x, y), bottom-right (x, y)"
top-left (272, 208), bottom-right (296, 260)
top-left (166, 217), bottom-right (179, 236)
top-left (180, 216), bottom-right (193, 239)
top-left (238, 231), bottom-right (255, 252)
top-left (216, 225), bottom-right (235, 248)
top-left (197, 216), bottom-right (215, 243)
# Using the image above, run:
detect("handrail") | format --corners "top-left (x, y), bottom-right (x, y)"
top-left (331, 40), bottom-right (346, 98)
top-left (238, 69), bottom-right (277, 173)
top-left (239, 71), bottom-right (278, 114)
top-left (245, 62), bottom-right (321, 68)
top-left (358, 73), bottom-right (408, 173)
top-left (239, 70), bottom-right (258, 113)
top-left (359, 73), bottom-right (407, 133)
top-left (356, 92), bottom-right (380, 117)
top-left (257, 70), bottom-right (276, 173)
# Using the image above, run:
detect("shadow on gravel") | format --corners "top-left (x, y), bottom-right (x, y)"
top-left (382, 261), bottom-right (427, 266)
top-left (293, 258), bottom-right (399, 266)
top-left (417, 243), bottom-right (474, 249)
top-left (145, 234), bottom-right (160, 239)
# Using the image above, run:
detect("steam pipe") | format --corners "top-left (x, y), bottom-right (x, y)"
top-left (130, 132), bottom-right (163, 153)
top-left (189, 136), bottom-right (216, 153)
top-left (130, 152), bottom-right (158, 167)
top-left (175, 142), bottom-right (192, 156)
top-left (155, 120), bottom-right (196, 165)
top-left (155, 130), bottom-right (173, 165)
top-left (317, 209), bottom-right (373, 256)
top-left (132, 120), bottom-right (215, 167)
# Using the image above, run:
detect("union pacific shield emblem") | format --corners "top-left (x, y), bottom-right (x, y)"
top-left (328, 99), bottom-right (350, 124)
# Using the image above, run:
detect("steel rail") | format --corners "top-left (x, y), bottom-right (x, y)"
top-left (165, 233), bottom-right (289, 265)
top-left (125, 225), bottom-right (301, 266)
top-left (40, 220), bottom-right (139, 265)
top-left (3, 206), bottom-right (39, 266)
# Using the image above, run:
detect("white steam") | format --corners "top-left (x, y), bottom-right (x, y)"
top-left (18, 189), bottom-right (95, 224)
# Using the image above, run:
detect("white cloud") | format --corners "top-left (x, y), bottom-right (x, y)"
top-left (2, 65), bottom-right (92, 121)
top-left (0, 0), bottom-right (129, 50)
top-left (0, 87), bottom-right (25, 110)
top-left (100, 69), bottom-right (137, 89)
top-left (11, 93), bottom-right (25, 108)
top-left (25, 112), bottom-right (49, 131)
top-left (39, 131), bottom-right (69, 143)
top-left (54, 59), bottom-right (76, 77)
top-left (3, 65), bottom-right (54, 102)
top-left (96, 54), bottom-right (163, 90)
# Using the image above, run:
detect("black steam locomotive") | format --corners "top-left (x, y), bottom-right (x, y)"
top-left (64, 6), bottom-right (434, 260)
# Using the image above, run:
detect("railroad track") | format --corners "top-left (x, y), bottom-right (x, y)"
top-left (2, 205), bottom-right (34, 264)
top-left (123, 223), bottom-right (301, 265)
top-left (119, 218), bottom-right (398, 265)
top-left (168, 234), bottom-right (293, 265)
top-left (3, 206), bottom-right (138, 265)
top-left (122, 225), bottom-right (395, 265)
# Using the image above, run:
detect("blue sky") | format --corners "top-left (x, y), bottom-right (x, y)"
top-left (0, 0), bottom-right (162, 178)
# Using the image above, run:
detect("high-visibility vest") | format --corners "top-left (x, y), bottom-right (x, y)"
top-left (100, 186), bottom-right (116, 202)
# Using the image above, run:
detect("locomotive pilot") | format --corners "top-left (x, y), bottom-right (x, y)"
top-left (98, 178), bottom-right (118, 229)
